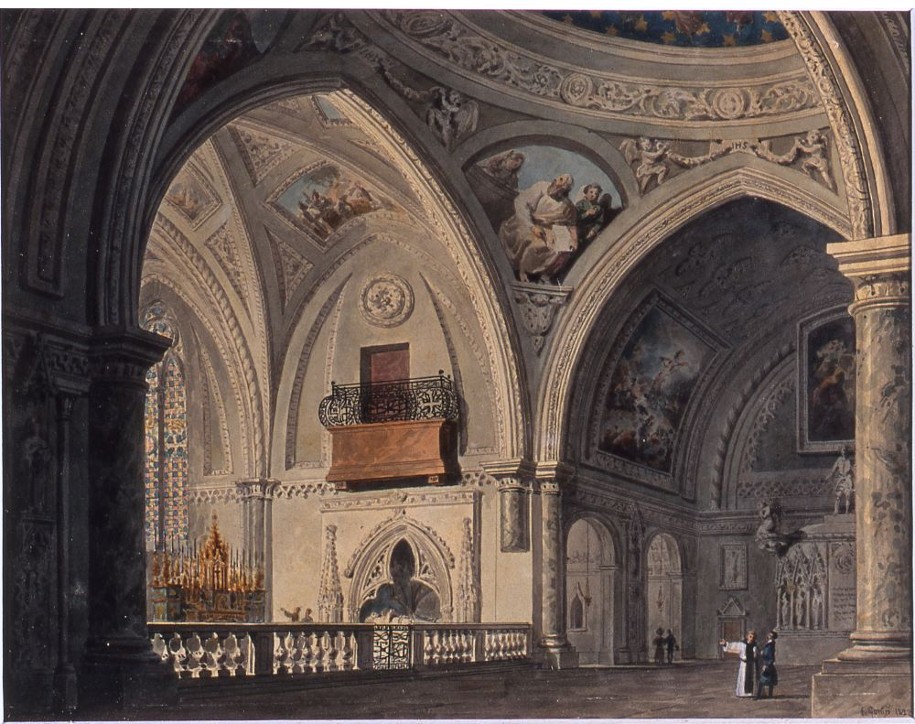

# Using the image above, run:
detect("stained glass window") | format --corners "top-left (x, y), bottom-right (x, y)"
top-left (143, 301), bottom-right (189, 551)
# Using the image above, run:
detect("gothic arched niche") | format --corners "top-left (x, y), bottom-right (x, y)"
top-left (646, 533), bottom-right (683, 655)
top-left (358, 540), bottom-right (442, 622)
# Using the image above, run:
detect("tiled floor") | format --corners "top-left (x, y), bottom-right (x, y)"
top-left (72, 660), bottom-right (820, 720)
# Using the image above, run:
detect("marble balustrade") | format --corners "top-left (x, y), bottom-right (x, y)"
top-left (149, 622), bottom-right (531, 678)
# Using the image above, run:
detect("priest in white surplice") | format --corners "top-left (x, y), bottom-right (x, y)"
top-left (720, 630), bottom-right (759, 697)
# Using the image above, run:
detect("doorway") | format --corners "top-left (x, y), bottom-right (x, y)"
top-left (566, 518), bottom-right (616, 665)
top-left (646, 533), bottom-right (683, 661)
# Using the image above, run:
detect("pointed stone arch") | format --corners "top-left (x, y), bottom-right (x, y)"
top-left (536, 163), bottom-right (853, 466)
top-left (343, 511), bottom-right (455, 623)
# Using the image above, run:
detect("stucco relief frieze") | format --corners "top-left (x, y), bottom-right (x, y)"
top-left (273, 481), bottom-right (334, 499)
top-left (322, 488), bottom-right (477, 513)
top-left (736, 473), bottom-right (834, 500)
top-left (878, 12), bottom-right (910, 75)
top-left (187, 486), bottom-right (240, 504)
top-left (778, 12), bottom-right (873, 239)
top-left (620, 130), bottom-right (835, 195)
top-left (377, 11), bottom-right (821, 126)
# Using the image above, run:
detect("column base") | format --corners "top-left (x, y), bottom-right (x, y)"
top-left (539, 638), bottom-right (579, 670)
top-left (53, 664), bottom-right (79, 714)
top-left (81, 635), bottom-right (177, 709)
top-left (811, 657), bottom-right (913, 718)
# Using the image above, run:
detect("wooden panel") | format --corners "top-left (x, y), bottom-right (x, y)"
top-left (326, 419), bottom-right (458, 487)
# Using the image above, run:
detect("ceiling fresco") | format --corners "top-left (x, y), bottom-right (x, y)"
top-left (540, 11), bottom-right (790, 47)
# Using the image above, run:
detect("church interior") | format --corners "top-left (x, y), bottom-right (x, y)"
top-left (1, 9), bottom-right (911, 720)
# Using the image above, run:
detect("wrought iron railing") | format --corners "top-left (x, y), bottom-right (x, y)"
top-left (148, 622), bottom-right (531, 678)
top-left (318, 372), bottom-right (459, 427)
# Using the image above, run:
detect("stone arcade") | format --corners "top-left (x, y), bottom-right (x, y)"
top-left (1, 9), bottom-right (910, 719)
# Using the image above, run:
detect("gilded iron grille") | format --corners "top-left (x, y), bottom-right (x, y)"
top-left (318, 372), bottom-right (459, 427)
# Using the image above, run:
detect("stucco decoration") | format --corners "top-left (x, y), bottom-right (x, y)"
top-left (265, 229), bottom-right (313, 311)
top-left (227, 122), bottom-right (298, 186)
top-left (359, 273), bottom-right (415, 328)
top-left (456, 518), bottom-right (480, 622)
top-left (377, 11), bottom-right (821, 125)
top-left (343, 510), bottom-right (455, 623)
top-left (513, 285), bottom-right (571, 354)
top-left (620, 130), bottom-right (835, 195)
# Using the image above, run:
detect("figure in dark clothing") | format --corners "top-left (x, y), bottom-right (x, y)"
top-left (665, 629), bottom-right (677, 664)
top-left (652, 627), bottom-right (666, 665)
top-left (755, 631), bottom-right (778, 699)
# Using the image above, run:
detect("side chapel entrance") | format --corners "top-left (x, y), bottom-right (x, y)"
top-left (565, 518), bottom-right (616, 665)
top-left (646, 533), bottom-right (683, 660)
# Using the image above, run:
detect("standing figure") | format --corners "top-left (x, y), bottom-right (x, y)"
top-left (829, 446), bottom-right (855, 514)
top-left (665, 629), bottom-right (678, 664)
top-left (755, 631), bottom-right (779, 699)
top-left (652, 627), bottom-right (666, 665)
top-left (721, 630), bottom-right (759, 697)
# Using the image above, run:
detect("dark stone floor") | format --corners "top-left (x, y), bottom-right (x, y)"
top-left (71, 660), bottom-right (822, 720)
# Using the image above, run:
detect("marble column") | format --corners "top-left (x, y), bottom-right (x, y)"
top-left (812, 234), bottom-right (912, 718)
top-left (482, 460), bottom-right (534, 552)
top-left (236, 478), bottom-right (279, 620)
top-left (537, 464), bottom-right (578, 669)
top-left (83, 326), bottom-right (175, 707)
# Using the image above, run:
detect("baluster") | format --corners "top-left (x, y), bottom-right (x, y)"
top-left (303, 632), bottom-right (316, 673)
top-left (461, 630), bottom-right (473, 663)
top-left (291, 632), bottom-right (307, 674)
top-left (484, 631), bottom-right (494, 661)
top-left (493, 631), bottom-right (505, 661)
top-left (203, 632), bottom-right (223, 677)
top-left (150, 633), bottom-right (167, 663)
top-left (423, 631), bottom-right (434, 666)
top-left (342, 631), bottom-right (354, 671)
top-left (186, 633), bottom-right (204, 678)
top-left (326, 630), bottom-right (339, 672)
top-left (167, 632), bottom-right (187, 675)
top-left (276, 631), bottom-right (291, 674)
top-left (240, 633), bottom-right (255, 675)
top-left (314, 631), bottom-right (326, 673)
top-left (223, 632), bottom-right (240, 676)
top-left (436, 630), bottom-right (447, 665)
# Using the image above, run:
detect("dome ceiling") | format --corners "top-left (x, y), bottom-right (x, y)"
top-left (539, 11), bottom-right (790, 47)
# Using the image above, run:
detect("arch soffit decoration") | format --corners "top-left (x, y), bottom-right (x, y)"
top-left (343, 512), bottom-right (456, 621)
top-left (141, 270), bottom-right (255, 477)
top-left (536, 162), bottom-right (852, 463)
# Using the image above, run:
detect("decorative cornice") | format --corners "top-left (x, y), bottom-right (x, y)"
top-left (89, 325), bottom-right (171, 387)
top-left (235, 478), bottom-right (280, 500)
top-left (378, 11), bottom-right (821, 127)
top-left (187, 486), bottom-right (241, 504)
top-left (827, 233), bottom-right (911, 280)
top-left (322, 487), bottom-right (478, 513)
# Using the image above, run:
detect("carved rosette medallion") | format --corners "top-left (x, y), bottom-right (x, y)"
top-left (360, 273), bottom-right (415, 328)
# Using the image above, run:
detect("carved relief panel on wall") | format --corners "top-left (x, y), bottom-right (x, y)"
top-left (719, 543), bottom-right (747, 590)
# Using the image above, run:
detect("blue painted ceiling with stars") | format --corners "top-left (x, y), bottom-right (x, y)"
top-left (540, 11), bottom-right (790, 47)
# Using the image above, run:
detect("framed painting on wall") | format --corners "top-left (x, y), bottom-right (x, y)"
top-left (719, 544), bottom-right (747, 590)
top-left (797, 309), bottom-right (856, 453)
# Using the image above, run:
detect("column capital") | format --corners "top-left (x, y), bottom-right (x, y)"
top-left (235, 477), bottom-right (280, 500)
top-left (482, 459), bottom-right (536, 490)
top-left (90, 324), bottom-right (170, 387)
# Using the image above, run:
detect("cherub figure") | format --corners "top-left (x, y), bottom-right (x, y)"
top-left (792, 129), bottom-right (834, 190)
top-left (381, 63), bottom-right (479, 149)
top-left (621, 137), bottom-right (672, 193)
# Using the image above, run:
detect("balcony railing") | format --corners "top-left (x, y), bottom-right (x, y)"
top-left (318, 373), bottom-right (459, 427)
top-left (148, 622), bottom-right (531, 679)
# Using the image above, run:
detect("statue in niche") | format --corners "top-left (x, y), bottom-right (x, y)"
top-left (359, 540), bottom-right (441, 623)
top-left (754, 498), bottom-right (792, 555)
top-left (778, 587), bottom-right (791, 629)
top-left (811, 585), bottom-right (824, 629)
top-left (794, 586), bottom-right (807, 629)
top-left (829, 446), bottom-right (855, 514)
top-left (22, 415), bottom-right (51, 513)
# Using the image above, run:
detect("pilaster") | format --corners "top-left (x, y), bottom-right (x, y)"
top-left (236, 477), bottom-right (279, 618)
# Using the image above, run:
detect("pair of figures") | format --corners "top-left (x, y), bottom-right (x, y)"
top-left (652, 628), bottom-right (678, 664)
top-left (720, 630), bottom-right (778, 699)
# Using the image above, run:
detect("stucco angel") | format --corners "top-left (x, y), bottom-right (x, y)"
top-left (620, 137), bottom-right (672, 193)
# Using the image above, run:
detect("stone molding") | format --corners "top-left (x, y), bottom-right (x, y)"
top-left (376, 11), bottom-right (822, 127)
top-left (235, 478), bottom-right (280, 501)
top-left (322, 487), bottom-right (478, 514)
top-left (89, 326), bottom-right (171, 388)
top-left (569, 478), bottom-right (696, 537)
